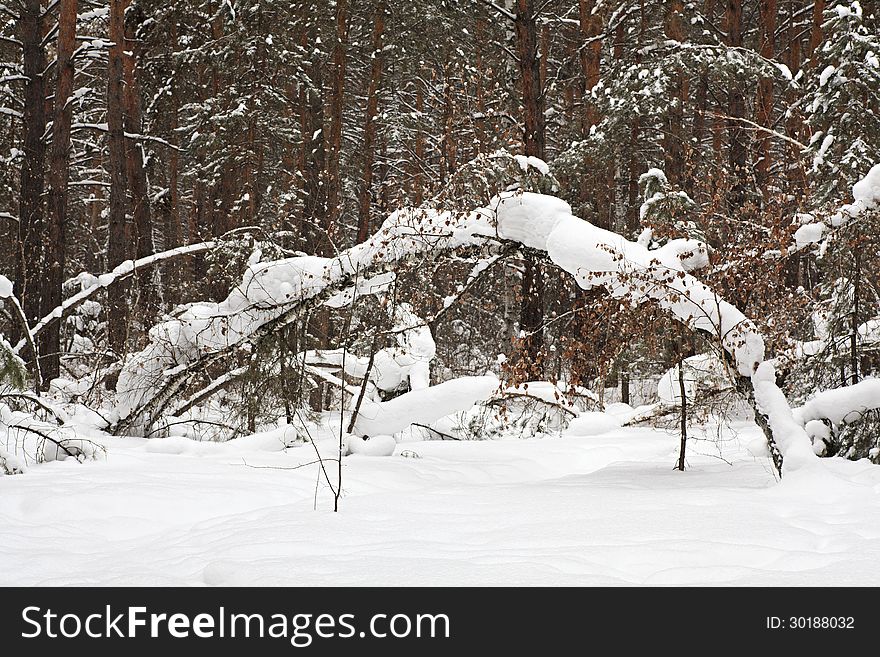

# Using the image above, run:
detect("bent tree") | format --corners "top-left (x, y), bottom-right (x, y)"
top-left (108, 191), bottom-right (817, 474)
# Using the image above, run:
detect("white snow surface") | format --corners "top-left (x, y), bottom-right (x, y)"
top-left (564, 412), bottom-right (621, 436)
top-left (3, 421), bottom-right (879, 586)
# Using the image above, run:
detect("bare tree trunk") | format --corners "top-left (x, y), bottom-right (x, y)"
top-left (808, 0), bottom-right (825, 59)
top-left (42, 0), bottom-right (78, 385)
top-left (755, 0), bottom-right (776, 194)
top-left (515, 0), bottom-right (546, 369)
top-left (123, 2), bottom-right (154, 311)
top-left (107, 0), bottom-right (133, 355)
top-left (851, 247), bottom-right (861, 385)
top-left (664, 0), bottom-right (686, 186)
top-left (16, 0), bottom-right (47, 347)
top-left (578, 0), bottom-right (602, 130)
top-left (440, 63), bottom-right (456, 185)
top-left (725, 0), bottom-right (748, 207)
top-left (326, 0), bottom-right (348, 234)
top-left (357, 0), bottom-right (387, 244)
top-left (515, 0), bottom-right (545, 159)
top-left (164, 21), bottom-right (182, 303)
top-left (303, 33), bottom-right (328, 253)
top-left (677, 354), bottom-right (687, 471)
top-left (413, 85), bottom-right (425, 205)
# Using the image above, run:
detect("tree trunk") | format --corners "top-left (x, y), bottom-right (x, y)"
top-left (164, 21), bottom-right (182, 302)
top-left (300, 26), bottom-right (326, 252)
top-left (515, 0), bottom-right (545, 159)
top-left (808, 0), bottom-right (825, 59)
top-left (664, 0), bottom-right (686, 186)
top-left (755, 0), bottom-right (776, 194)
top-left (725, 0), bottom-right (748, 207)
top-left (42, 0), bottom-right (78, 385)
top-left (356, 0), bottom-right (387, 244)
top-left (677, 353), bottom-right (687, 471)
top-left (515, 0), bottom-right (546, 369)
top-left (326, 0), bottom-right (348, 235)
top-left (106, 0), bottom-right (133, 355)
top-left (851, 247), bottom-right (861, 385)
top-left (578, 0), bottom-right (602, 130)
top-left (123, 3), bottom-right (154, 310)
top-left (16, 0), bottom-right (47, 348)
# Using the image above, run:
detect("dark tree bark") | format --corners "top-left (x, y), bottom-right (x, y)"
top-left (755, 0), bottom-right (777, 194)
top-left (725, 0), bottom-right (748, 207)
top-left (808, 0), bottom-right (825, 59)
top-left (578, 0), bottom-right (602, 130)
top-left (42, 0), bottom-right (78, 385)
top-left (326, 0), bottom-right (349, 235)
top-left (356, 0), bottom-right (387, 244)
top-left (677, 353), bottom-right (688, 471)
top-left (163, 20), bottom-right (182, 302)
top-left (106, 0), bottom-right (132, 355)
top-left (515, 0), bottom-right (545, 159)
top-left (16, 0), bottom-right (47, 346)
top-left (514, 0), bottom-right (546, 369)
top-left (301, 27), bottom-right (326, 252)
top-left (123, 2), bottom-right (154, 308)
top-left (664, 0), bottom-right (687, 186)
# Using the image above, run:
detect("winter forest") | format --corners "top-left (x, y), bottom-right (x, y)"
top-left (1, 0), bottom-right (880, 586)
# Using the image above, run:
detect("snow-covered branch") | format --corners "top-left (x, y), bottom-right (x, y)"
top-left (112, 189), bottom-right (817, 471)
top-left (13, 241), bottom-right (217, 354)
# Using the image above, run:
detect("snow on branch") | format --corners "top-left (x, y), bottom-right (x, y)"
top-left (794, 378), bottom-right (880, 428)
top-left (113, 187), bottom-right (817, 471)
top-left (114, 208), bottom-right (496, 433)
top-left (791, 163), bottom-right (880, 252)
top-left (13, 241), bottom-right (217, 354)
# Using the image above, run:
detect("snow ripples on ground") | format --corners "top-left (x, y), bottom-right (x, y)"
top-left (2, 423), bottom-right (880, 586)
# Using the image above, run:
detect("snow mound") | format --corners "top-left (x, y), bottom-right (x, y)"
top-left (352, 375), bottom-right (498, 437)
top-left (564, 412), bottom-right (622, 436)
top-left (347, 435), bottom-right (397, 457)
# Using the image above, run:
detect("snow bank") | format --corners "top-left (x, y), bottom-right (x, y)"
top-left (352, 375), bottom-right (498, 437)
top-left (347, 434), bottom-right (397, 457)
top-left (0, 445), bottom-right (25, 475)
top-left (564, 412), bottom-right (621, 436)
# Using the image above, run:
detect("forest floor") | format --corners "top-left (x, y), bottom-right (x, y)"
top-left (3, 420), bottom-right (880, 586)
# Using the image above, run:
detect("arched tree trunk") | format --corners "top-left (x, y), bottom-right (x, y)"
top-left (110, 191), bottom-right (816, 477)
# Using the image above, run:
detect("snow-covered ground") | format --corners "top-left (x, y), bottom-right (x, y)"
top-left (3, 421), bottom-right (880, 586)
